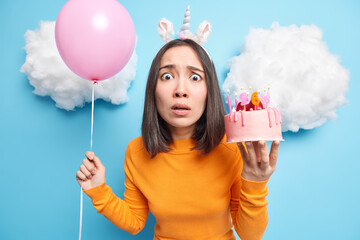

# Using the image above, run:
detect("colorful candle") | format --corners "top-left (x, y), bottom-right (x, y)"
top-left (227, 89), bottom-right (232, 120)
top-left (251, 92), bottom-right (260, 105)
top-left (239, 92), bottom-right (249, 111)
top-left (239, 92), bottom-right (249, 106)
top-left (232, 108), bottom-right (238, 121)
top-left (260, 90), bottom-right (270, 108)
top-left (251, 92), bottom-right (261, 110)
top-left (235, 91), bottom-right (238, 108)
top-left (245, 91), bottom-right (250, 111)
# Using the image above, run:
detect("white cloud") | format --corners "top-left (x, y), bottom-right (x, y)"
top-left (222, 22), bottom-right (349, 132)
top-left (20, 21), bottom-right (137, 111)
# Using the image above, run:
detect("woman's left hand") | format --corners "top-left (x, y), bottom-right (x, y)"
top-left (237, 140), bottom-right (280, 182)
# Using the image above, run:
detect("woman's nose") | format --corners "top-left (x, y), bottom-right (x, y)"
top-left (173, 78), bottom-right (188, 98)
top-left (174, 90), bottom-right (188, 98)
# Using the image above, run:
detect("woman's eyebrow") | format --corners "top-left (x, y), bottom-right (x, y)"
top-left (187, 66), bottom-right (204, 72)
top-left (159, 64), bottom-right (174, 71)
top-left (159, 64), bottom-right (204, 72)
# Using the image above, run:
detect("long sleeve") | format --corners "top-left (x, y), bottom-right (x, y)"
top-left (230, 147), bottom-right (269, 240)
top-left (84, 136), bottom-right (272, 239)
top-left (83, 146), bottom-right (149, 235)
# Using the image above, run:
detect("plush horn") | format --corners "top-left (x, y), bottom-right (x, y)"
top-left (178, 5), bottom-right (192, 39)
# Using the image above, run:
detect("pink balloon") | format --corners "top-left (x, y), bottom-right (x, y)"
top-left (55, 0), bottom-right (136, 81)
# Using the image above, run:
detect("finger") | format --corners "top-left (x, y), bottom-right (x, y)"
top-left (80, 165), bottom-right (92, 179)
top-left (85, 151), bottom-right (95, 160)
top-left (76, 170), bottom-right (87, 181)
top-left (83, 158), bottom-right (96, 175)
top-left (252, 141), bottom-right (262, 163)
top-left (85, 152), bottom-right (103, 169)
top-left (237, 142), bottom-right (248, 159)
top-left (258, 140), bottom-right (270, 169)
top-left (92, 155), bottom-right (104, 169)
top-left (244, 141), bottom-right (257, 167)
top-left (269, 141), bottom-right (280, 168)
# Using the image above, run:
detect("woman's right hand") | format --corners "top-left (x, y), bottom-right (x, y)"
top-left (76, 151), bottom-right (106, 191)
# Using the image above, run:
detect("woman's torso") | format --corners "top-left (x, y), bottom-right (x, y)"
top-left (126, 136), bottom-right (241, 239)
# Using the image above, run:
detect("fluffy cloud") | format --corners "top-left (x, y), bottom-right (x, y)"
top-left (222, 22), bottom-right (349, 132)
top-left (21, 21), bottom-right (137, 111)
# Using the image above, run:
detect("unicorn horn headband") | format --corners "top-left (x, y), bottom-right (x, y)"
top-left (158, 5), bottom-right (211, 46)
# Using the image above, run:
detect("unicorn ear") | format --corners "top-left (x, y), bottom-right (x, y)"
top-left (158, 18), bottom-right (175, 43)
top-left (194, 21), bottom-right (211, 45)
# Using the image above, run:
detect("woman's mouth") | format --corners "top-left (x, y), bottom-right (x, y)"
top-left (171, 104), bottom-right (191, 116)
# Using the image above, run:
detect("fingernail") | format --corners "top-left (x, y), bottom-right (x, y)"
top-left (91, 170), bottom-right (96, 175)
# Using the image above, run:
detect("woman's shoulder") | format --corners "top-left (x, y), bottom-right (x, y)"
top-left (126, 136), bottom-right (152, 159)
top-left (127, 136), bottom-right (145, 152)
top-left (217, 135), bottom-right (240, 154)
top-left (209, 135), bottom-right (242, 174)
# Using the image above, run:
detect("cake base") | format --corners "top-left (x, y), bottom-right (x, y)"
top-left (224, 108), bottom-right (284, 143)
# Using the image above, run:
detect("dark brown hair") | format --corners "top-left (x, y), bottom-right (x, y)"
top-left (141, 39), bottom-right (225, 158)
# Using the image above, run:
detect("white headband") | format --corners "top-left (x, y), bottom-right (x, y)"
top-left (157, 6), bottom-right (212, 46)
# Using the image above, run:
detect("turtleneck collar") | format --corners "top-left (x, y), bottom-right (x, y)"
top-left (169, 138), bottom-right (196, 152)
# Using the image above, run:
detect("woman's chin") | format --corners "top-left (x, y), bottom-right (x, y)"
top-left (167, 120), bottom-right (197, 131)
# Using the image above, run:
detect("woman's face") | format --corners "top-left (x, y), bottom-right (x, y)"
top-left (155, 45), bottom-right (207, 139)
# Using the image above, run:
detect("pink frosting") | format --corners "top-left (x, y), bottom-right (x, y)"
top-left (225, 108), bottom-right (284, 143)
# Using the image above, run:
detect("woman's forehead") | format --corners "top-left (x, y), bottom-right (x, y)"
top-left (160, 45), bottom-right (203, 69)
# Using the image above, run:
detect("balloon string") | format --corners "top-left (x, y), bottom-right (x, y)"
top-left (91, 81), bottom-right (96, 149)
top-left (79, 183), bottom-right (83, 240)
top-left (79, 81), bottom-right (96, 240)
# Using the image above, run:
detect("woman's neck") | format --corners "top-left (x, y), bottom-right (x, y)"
top-left (168, 124), bottom-right (195, 140)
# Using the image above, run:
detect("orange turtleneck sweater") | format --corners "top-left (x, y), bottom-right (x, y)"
top-left (84, 136), bottom-right (269, 240)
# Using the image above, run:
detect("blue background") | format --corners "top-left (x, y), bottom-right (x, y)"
top-left (1, 0), bottom-right (359, 239)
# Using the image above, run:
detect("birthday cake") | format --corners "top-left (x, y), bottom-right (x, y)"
top-left (224, 88), bottom-right (284, 143)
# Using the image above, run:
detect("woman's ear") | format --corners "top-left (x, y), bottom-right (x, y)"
top-left (158, 18), bottom-right (175, 43)
top-left (194, 21), bottom-right (211, 45)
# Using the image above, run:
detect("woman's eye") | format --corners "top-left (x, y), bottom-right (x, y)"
top-left (161, 73), bottom-right (173, 80)
top-left (190, 74), bottom-right (201, 81)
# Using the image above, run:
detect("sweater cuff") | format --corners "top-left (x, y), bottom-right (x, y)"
top-left (241, 177), bottom-right (269, 195)
top-left (83, 182), bottom-right (108, 200)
